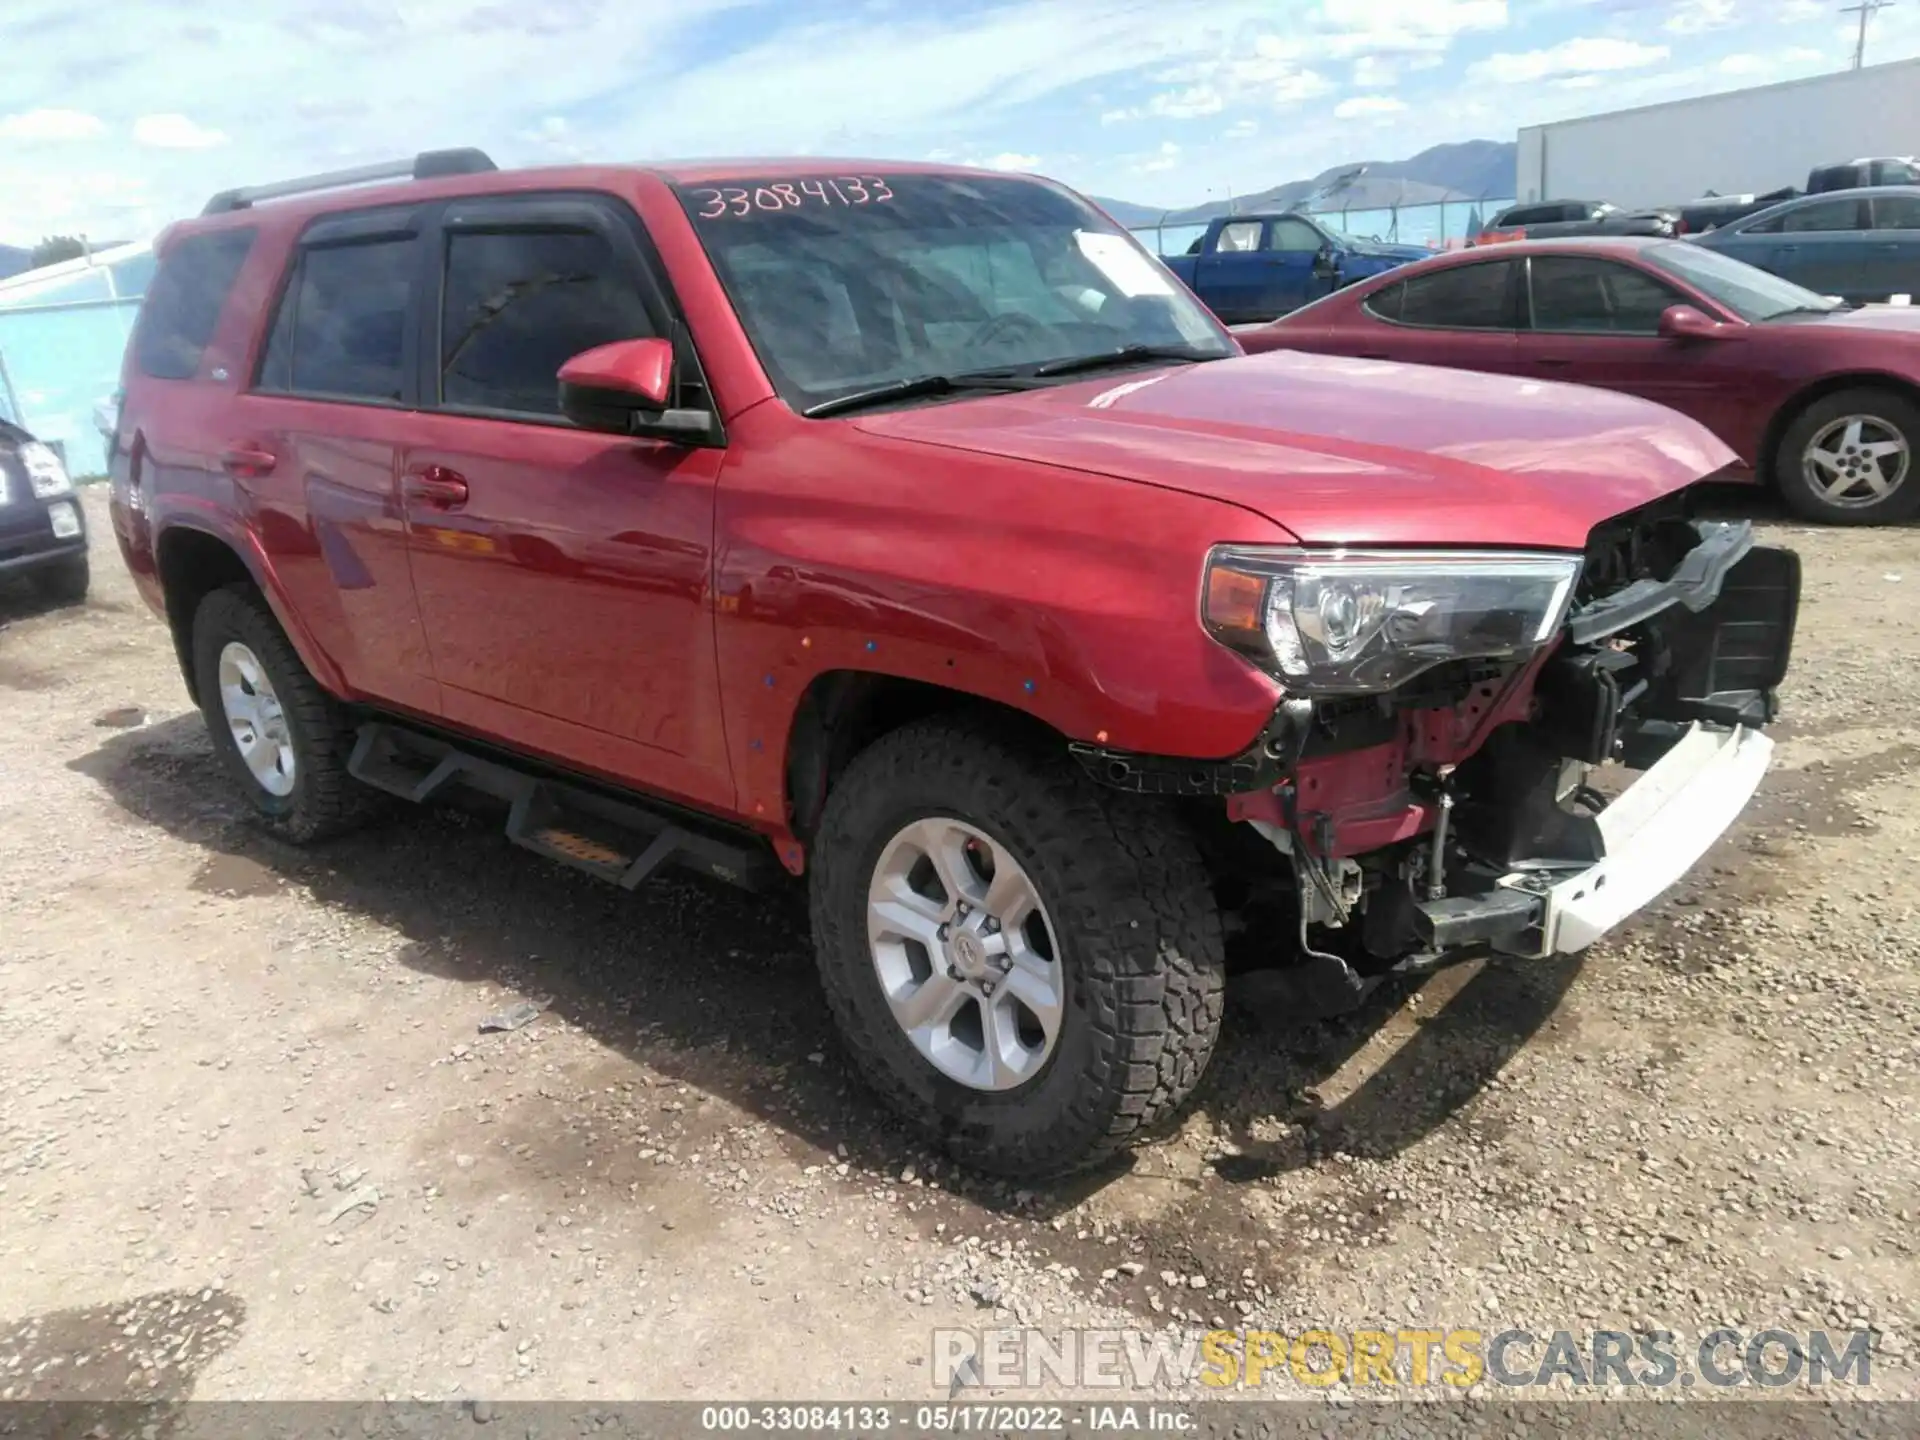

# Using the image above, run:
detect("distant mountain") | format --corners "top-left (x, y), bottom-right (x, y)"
top-left (0, 244), bottom-right (32, 282)
top-left (1100, 140), bottom-right (1517, 226)
top-left (1089, 197), bottom-right (1176, 227)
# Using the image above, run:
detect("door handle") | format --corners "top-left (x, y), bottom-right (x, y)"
top-left (220, 444), bottom-right (278, 478)
top-left (403, 465), bottom-right (469, 508)
top-left (1537, 357), bottom-right (1575, 367)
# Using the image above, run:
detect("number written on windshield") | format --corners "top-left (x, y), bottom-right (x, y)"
top-left (690, 177), bottom-right (897, 220)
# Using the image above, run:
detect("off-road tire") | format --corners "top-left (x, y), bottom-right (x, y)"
top-left (1773, 386), bottom-right (1920, 525)
top-left (31, 554), bottom-right (89, 606)
top-left (809, 714), bottom-right (1226, 1177)
top-left (191, 583), bottom-right (376, 843)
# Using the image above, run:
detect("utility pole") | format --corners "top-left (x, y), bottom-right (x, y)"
top-left (1841, 0), bottom-right (1893, 69)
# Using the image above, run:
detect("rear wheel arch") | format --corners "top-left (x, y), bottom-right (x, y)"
top-left (156, 525), bottom-right (256, 703)
top-left (1760, 371), bottom-right (1920, 485)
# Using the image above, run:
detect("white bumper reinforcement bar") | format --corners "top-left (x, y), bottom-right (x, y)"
top-left (1501, 721), bottom-right (1775, 958)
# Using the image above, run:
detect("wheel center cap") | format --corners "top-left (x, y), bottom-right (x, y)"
top-left (950, 929), bottom-right (988, 977)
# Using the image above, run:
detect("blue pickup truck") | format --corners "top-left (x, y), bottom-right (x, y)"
top-left (1160, 212), bottom-right (1430, 323)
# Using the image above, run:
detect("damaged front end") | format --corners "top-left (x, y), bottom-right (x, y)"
top-left (1074, 497), bottom-right (1799, 1011)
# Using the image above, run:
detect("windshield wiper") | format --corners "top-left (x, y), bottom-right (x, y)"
top-left (1029, 343), bottom-right (1221, 379)
top-left (1763, 302), bottom-right (1851, 319)
top-left (802, 371), bottom-right (1042, 419)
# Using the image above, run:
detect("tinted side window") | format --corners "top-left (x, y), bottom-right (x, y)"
top-left (439, 229), bottom-right (655, 415)
top-left (1266, 218), bottom-right (1322, 253)
top-left (257, 239), bottom-right (414, 401)
top-left (1392, 261), bottom-right (1514, 328)
top-left (133, 228), bottom-right (256, 380)
top-left (1363, 282), bottom-right (1404, 321)
top-left (1781, 199), bottom-right (1866, 234)
top-left (1872, 194), bottom-right (1920, 230)
top-left (1530, 257), bottom-right (1681, 333)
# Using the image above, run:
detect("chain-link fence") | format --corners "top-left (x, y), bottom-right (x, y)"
top-left (1128, 193), bottom-right (1517, 257)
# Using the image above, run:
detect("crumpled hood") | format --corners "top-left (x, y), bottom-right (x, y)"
top-left (1343, 239), bottom-right (1432, 263)
top-left (852, 350), bottom-right (1735, 549)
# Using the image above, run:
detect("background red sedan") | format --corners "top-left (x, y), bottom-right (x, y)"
top-left (1238, 236), bottom-right (1920, 524)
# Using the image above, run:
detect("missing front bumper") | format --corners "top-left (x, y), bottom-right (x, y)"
top-left (1413, 721), bottom-right (1774, 959)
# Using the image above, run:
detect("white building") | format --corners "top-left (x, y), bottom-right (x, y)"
top-left (1516, 56), bottom-right (1920, 211)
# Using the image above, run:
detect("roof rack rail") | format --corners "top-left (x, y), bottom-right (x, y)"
top-left (201, 148), bottom-right (498, 216)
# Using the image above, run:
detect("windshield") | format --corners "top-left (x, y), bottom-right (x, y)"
top-left (675, 172), bottom-right (1233, 414)
top-left (1644, 241), bottom-right (1845, 321)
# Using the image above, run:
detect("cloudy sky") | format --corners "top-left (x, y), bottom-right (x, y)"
top-left (3, 0), bottom-right (1916, 246)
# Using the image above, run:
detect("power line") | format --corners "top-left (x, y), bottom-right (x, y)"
top-left (1841, 0), bottom-right (1895, 69)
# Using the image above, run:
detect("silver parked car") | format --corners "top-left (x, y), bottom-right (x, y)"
top-left (1694, 186), bottom-right (1920, 304)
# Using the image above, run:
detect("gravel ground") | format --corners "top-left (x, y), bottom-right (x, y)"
top-left (1, 486), bottom-right (1916, 1409)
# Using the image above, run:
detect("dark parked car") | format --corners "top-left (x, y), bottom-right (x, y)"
top-left (1693, 186), bottom-right (1920, 304)
top-left (1806, 157), bottom-right (1920, 194)
top-left (1481, 200), bottom-right (1676, 242)
top-left (1239, 236), bottom-right (1920, 524)
top-left (0, 419), bottom-right (90, 602)
top-left (1161, 212), bottom-right (1428, 322)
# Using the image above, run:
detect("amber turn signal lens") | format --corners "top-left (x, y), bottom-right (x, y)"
top-left (1204, 565), bottom-right (1266, 635)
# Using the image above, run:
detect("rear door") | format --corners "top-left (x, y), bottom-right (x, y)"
top-left (1867, 192), bottom-right (1920, 300)
top-left (236, 207), bottom-right (440, 715)
top-left (396, 192), bottom-right (734, 812)
top-left (1516, 254), bottom-right (1750, 449)
top-left (1348, 257), bottom-right (1523, 373)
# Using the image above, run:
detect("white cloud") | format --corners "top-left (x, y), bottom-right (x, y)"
top-left (1333, 95), bottom-right (1410, 119)
top-left (1131, 141), bottom-right (1182, 174)
top-left (978, 152), bottom-right (1041, 171)
top-left (0, 108), bottom-right (107, 142)
top-left (1351, 55), bottom-right (1399, 88)
top-left (1717, 45), bottom-right (1825, 75)
top-left (1470, 37), bottom-right (1670, 84)
top-left (1223, 118), bottom-right (1259, 140)
top-left (133, 113), bottom-right (229, 150)
top-left (1666, 0), bottom-right (1736, 34)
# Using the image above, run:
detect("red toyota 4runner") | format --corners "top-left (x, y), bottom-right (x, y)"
top-left (108, 151), bottom-right (1798, 1176)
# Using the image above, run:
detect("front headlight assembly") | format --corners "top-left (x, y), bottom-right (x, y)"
top-left (1203, 547), bottom-right (1582, 695)
top-left (20, 441), bottom-right (73, 499)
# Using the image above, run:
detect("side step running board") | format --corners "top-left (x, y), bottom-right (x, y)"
top-left (347, 722), bottom-right (779, 892)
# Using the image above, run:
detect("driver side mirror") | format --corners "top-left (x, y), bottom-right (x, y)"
top-left (1311, 244), bottom-right (1340, 279)
top-left (558, 337), bottom-right (715, 441)
top-left (1657, 304), bottom-right (1727, 342)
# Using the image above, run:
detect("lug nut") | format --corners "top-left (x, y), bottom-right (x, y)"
top-left (947, 965), bottom-right (962, 981)
top-left (937, 923), bottom-right (950, 940)
top-left (983, 917), bottom-right (1000, 934)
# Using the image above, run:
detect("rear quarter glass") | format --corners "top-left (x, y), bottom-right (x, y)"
top-left (132, 228), bottom-right (258, 380)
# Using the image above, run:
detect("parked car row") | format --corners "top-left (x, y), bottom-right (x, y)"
top-left (1239, 235), bottom-right (1919, 524)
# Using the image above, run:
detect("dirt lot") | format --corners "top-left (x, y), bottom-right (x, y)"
top-left (2, 486), bottom-right (1917, 1407)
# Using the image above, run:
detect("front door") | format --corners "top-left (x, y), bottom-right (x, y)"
top-left (398, 196), bottom-right (734, 813)
top-left (1517, 254), bottom-right (1751, 455)
top-left (1194, 219), bottom-right (1272, 323)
